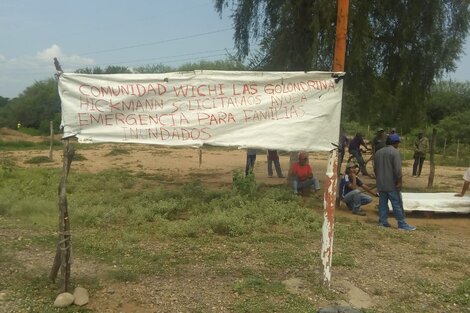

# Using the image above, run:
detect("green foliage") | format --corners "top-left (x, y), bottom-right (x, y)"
top-left (177, 58), bottom-right (247, 71)
top-left (105, 146), bottom-right (130, 156)
top-left (436, 110), bottom-right (470, 144)
top-left (0, 79), bottom-right (60, 130)
top-left (232, 170), bottom-right (257, 197)
top-left (215, 0), bottom-right (470, 130)
top-left (73, 153), bottom-right (87, 161)
top-left (75, 65), bottom-right (132, 74)
top-left (426, 81), bottom-right (470, 124)
top-left (0, 139), bottom-right (61, 151)
top-left (24, 156), bottom-right (52, 164)
top-left (0, 155), bottom-right (16, 180)
top-left (17, 127), bottom-right (42, 136)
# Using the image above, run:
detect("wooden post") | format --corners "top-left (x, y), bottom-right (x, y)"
top-left (321, 0), bottom-right (349, 288)
top-left (49, 139), bottom-right (74, 292)
top-left (49, 57), bottom-right (74, 292)
top-left (427, 128), bottom-right (437, 188)
top-left (456, 139), bottom-right (460, 165)
top-left (198, 148), bottom-right (202, 168)
top-left (443, 138), bottom-right (447, 157)
top-left (49, 121), bottom-right (54, 160)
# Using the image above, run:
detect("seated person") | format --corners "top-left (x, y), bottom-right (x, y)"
top-left (340, 162), bottom-right (378, 216)
top-left (290, 152), bottom-right (320, 195)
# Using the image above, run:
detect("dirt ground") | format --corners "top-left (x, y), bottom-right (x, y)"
top-left (1, 128), bottom-right (469, 312)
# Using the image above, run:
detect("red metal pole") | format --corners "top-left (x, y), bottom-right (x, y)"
top-left (321, 0), bottom-right (349, 287)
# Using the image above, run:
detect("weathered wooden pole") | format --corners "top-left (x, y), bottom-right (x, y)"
top-left (49, 58), bottom-right (74, 292)
top-left (427, 128), bottom-right (437, 188)
top-left (49, 121), bottom-right (54, 160)
top-left (321, 0), bottom-right (349, 287)
top-left (198, 147), bottom-right (202, 168)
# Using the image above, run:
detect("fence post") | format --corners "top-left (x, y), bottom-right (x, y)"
top-left (456, 139), bottom-right (460, 165)
top-left (49, 121), bottom-right (54, 160)
top-left (443, 138), bottom-right (447, 157)
top-left (427, 128), bottom-right (437, 188)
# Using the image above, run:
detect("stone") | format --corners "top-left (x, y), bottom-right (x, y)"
top-left (73, 287), bottom-right (89, 306)
top-left (53, 292), bottom-right (74, 308)
top-left (0, 292), bottom-right (7, 301)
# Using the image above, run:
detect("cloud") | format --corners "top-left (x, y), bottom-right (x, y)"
top-left (0, 45), bottom-right (95, 98)
top-left (35, 44), bottom-right (95, 68)
top-left (36, 44), bottom-right (63, 61)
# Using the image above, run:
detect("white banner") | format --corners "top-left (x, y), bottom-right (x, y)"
top-left (58, 71), bottom-right (343, 151)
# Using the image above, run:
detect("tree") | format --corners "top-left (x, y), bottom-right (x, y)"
top-left (0, 79), bottom-right (60, 131)
top-left (215, 0), bottom-right (470, 129)
top-left (426, 81), bottom-right (470, 124)
top-left (0, 96), bottom-right (8, 108)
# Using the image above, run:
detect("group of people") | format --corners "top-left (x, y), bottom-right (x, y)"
top-left (339, 131), bottom-right (417, 230)
top-left (245, 150), bottom-right (320, 196)
top-left (245, 127), bottom-right (468, 231)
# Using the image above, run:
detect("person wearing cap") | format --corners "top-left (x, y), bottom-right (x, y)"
top-left (412, 132), bottom-right (429, 177)
top-left (290, 152), bottom-right (320, 196)
top-left (348, 132), bottom-right (369, 176)
top-left (372, 128), bottom-right (387, 154)
top-left (374, 133), bottom-right (416, 230)
top-left (340, 162), bottom-right (378, 216)
top-left (454, 167), bottom-right (470, 197)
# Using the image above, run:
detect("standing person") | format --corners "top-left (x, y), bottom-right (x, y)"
top-left (372, 128), bottom-right (387, 154)
top-left (348, 132), bottom-right (369, 175)
top-left (267, 150), bottom-right (284, 178)
top-left (374, 134), bottom-right (416, 230)
top-left (454, 167), bottom-right (470, 197)
top-left (338, 128), bottom-right (349, 170)
top-left (245, 148), bottom-right (257, 176)
top-left (340, 162), bottom-right (378, 216)
top-left (290, 152), bottom-right (320, 196)
top-left (412, 132), bottom-right (429, 177)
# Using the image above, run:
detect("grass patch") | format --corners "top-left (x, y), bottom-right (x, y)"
top-left (105, 146), bottom-right (130, 156)
top-left (0, 159), bottom-right (468, 312)
top-left (73, 153), bottom-right (87, 161)
top-left (24, 155), bottom-right (52, 164)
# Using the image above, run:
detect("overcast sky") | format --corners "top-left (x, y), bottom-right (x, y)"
top-left (0, 0), bottom-right (469, 99)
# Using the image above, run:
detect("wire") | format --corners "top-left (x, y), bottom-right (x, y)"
top-left (79, 28), bottom-right (234, 56)
top-left (83, 48), bottom-right (234, 67)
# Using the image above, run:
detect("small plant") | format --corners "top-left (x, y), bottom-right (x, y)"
top-left (232, 169), bottom-right (257, 197)
top-left (105, 147), bottom-right (130, 156)
top-left (24, 156), bottom-right (52, 164)
top-left (73, 153), bottom-right (87, 161)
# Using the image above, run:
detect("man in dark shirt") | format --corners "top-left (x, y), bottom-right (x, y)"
top-left (348, 133), bottom-right (369, 175)
top-left (372, 128), bottom-right (387, 154)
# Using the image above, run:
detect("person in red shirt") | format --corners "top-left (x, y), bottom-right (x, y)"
top-left (290, 152), bottom-right (320, 195)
